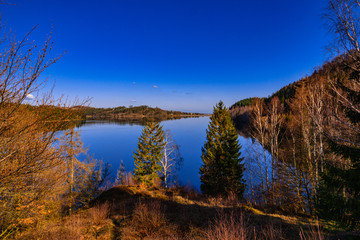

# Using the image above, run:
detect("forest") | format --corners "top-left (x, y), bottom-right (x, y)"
top-left (82, 105), bottom-right (206, 122)
top-left (231, 52), bottom-right (360, 225)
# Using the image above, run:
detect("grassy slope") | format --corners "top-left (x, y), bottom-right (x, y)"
top-left (96, 186), bottom-right (357, 240)
top-left (18, 185), bottom-right (356, 240)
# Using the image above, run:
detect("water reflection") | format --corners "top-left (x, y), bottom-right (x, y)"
top-left (76, 119), bottom-right (146, 127)
top-left (76, 117), bottom-right (271, 193)
top-left (76, 116), bottom-right (204, 128)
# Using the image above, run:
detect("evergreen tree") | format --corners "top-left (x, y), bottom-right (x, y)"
top-left (200, 101), bottom-right (245, 197)
top-left (133, 121), bottom-right (165, 187)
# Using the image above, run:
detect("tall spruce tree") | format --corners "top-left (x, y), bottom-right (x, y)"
top-left (200, 101), bottom-right (245, 197)
top-left (133, 121), bottom-right (165, 187)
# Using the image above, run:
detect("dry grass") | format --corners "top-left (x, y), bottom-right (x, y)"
top-left (259, 223), bottom-right (285, 240)
top-left (16, 209), bottom-right (113, 240)
top-left (299, 220), bottom-right (326, 240)
top-left (206, 210), bottom-right (249, 240)
top-left (205, 192), bottom-right (242, 208)
top-left (14, 185), bottom-right (356, 240)
top-left (205, 210), bottom-right (287, 240)
top-left (173, 183), bottom-right (202, 201)
top-left (98, 185), bottom-right (354, 239)
top-left (90, 201), bottom-right (111, 225)
top-left (121, 200), bottom-right (180, 240)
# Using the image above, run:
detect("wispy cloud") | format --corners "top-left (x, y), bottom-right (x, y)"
top-left (132, 82), bottom-right (136, 85)
top-left (130, 100), bottom-right (137, 102)
top-left (26, 94), bottom-right (35, 100)
top-left (153, 85), bottom-right (159, 89)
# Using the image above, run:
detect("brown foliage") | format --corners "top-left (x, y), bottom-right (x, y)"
top-left (121, 200), bottom-right (180, 240)
top-left (299, 220), bottom-right (326, 240)
top-left (206, 210), bottom-right (249, 240)
top-left (16, 210), bottom-right (113, 240)
top-left (0, 22), bottom-right (91, 237)
top-left (90, 202), bottom-right (111, 226)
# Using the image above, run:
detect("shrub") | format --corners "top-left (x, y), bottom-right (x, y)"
top-left (206, 210), bottom-right (249, 240)
top-left (122, 200), bottom-right (179, 239)
top-left (90, 202), bottom-right (111, 225)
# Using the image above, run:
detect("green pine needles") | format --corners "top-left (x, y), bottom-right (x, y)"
top-left (200, 101), bottom-right (245, 197)
top-left (133, 121), bottom-right (165, 187)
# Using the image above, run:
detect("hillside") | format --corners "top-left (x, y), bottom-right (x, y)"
top-left (229, 57), bottom-right (343, 131)
top-left (16, 185), bottom-right (357, 240)
top-left (80, 105), bottom-right (208, 122)
top-left (228, 52), bottom-right (360, 230)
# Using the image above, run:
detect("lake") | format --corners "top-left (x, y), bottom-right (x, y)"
top-left (76, 117), bottom-right (271, 192)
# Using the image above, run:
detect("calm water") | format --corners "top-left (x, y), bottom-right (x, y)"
top-left (76, 117), bottom-right (270, 191)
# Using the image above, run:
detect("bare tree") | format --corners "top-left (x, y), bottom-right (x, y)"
top-left (115, 160), bottom-right (127, 185)
top-left (325, 0), bottom-right (360, 145)
top-left (315, 0), bottom-right (360, 225)
top-left (0, 24), bottom-right (88, 236)
top-left (267, 97), bottom-right (283, 201)
top-left (160, 130), bottom-right (183, 188)
top-left (244, 140), bottom-right (271, 206)
top-left (59, 127), bottom-right (88, 214)
top-left (326, 0), bottom-right (360, 57)
top-left (251, 98), bottom-right (270, 203)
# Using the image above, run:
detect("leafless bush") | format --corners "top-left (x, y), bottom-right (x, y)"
top-left (122, 200), bottom-right (179, 239)
top-left (206, 210), bottom-right (249, 240)
top-left (299, 220), bottom-right (326, 240)
top-left (89, 202), bottom-right (111, 225)
top-left (259, 222), bottom-right (284, 240)
top-left (132, 200), bottom-right (166, 235)
top-left (206, 193), bottom-right (240, 207)
top-left (172, 183), bottom-right (202, 201)
top-left (126, 172), bottom-right (135, 186)
top-left (225, 191), bottom-right (241, 207)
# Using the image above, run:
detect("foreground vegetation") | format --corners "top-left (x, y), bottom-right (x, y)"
top-left (229, 0), bottom-right (360, 230)
top-left (0, 18), bottom-right (110, 239)
top-left (1, 0), bottom-right (360, 238)
top-left (15, 185), bottom-right (358, 240)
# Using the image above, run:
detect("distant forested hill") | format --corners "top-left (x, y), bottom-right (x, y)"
top-left (79, 105), bottom-right (207, 122)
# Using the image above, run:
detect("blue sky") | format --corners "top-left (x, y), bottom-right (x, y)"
top-left (3, 0), bottom-right (330, 113)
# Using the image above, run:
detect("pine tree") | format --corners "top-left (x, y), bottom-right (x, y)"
top-left (133, 121), bottom-right (165, 187)
top-left (200, 101), bottom-right (245, 197)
